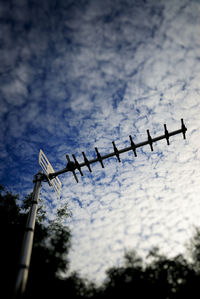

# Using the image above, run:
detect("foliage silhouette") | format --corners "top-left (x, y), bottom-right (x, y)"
top-left (2, 185), bottom-right (200, 298)
top-left (0, 185), bottom-right (23, 299)
top-left (95, 247), bottom-right (199, 299)
top-left (0, 186), bottom-right (86, 299)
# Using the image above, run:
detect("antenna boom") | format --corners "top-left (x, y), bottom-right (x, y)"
top-left (49, 119), bottom-right (187, 182)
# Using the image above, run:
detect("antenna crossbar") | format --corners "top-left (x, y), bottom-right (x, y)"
top-left (48, 119), bottom-right (187, 182)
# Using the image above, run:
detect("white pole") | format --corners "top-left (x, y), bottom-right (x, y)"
top-left (13, 172), bottom-right (42, 298)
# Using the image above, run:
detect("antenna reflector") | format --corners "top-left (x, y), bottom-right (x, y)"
top-left (39, 149), bottom-right (62, 198)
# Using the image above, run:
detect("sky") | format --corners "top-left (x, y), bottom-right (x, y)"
top-left (1, 0), bottom-right (200, 284)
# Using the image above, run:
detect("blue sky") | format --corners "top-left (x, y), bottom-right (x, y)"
top-left (1, 0), bottom-right (200, 283)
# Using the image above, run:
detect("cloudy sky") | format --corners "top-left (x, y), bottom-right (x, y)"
top-left (1, 0), bottom-right (200, 284)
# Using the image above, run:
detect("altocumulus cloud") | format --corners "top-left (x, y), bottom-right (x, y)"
top-left (0, 0), bottom-right (200, 283)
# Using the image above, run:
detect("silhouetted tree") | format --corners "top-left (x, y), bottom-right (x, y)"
top-left (3, 185), bottom-right (200, 299)
top-left (0, 185), bottom-right (31, 299)
top-left (144, 247), bottom-right (196, 299)
top-left (0, 186), bottom-right (82, 299)
top-left (97, 246), bottom-right (200, 299)
top-left (99, 250), bottom-right (148, 298)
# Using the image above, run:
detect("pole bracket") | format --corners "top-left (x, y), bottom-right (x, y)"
top-left (33, 172), bottom-right (47, 183)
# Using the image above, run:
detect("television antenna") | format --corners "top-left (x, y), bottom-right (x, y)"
top-left (14, 119), bottom-right (187, 298)
top-left (48, 119), bottom-right (187, 182)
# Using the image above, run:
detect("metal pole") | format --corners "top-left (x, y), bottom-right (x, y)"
top-left (13, 172), bottom-right (42, 299)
